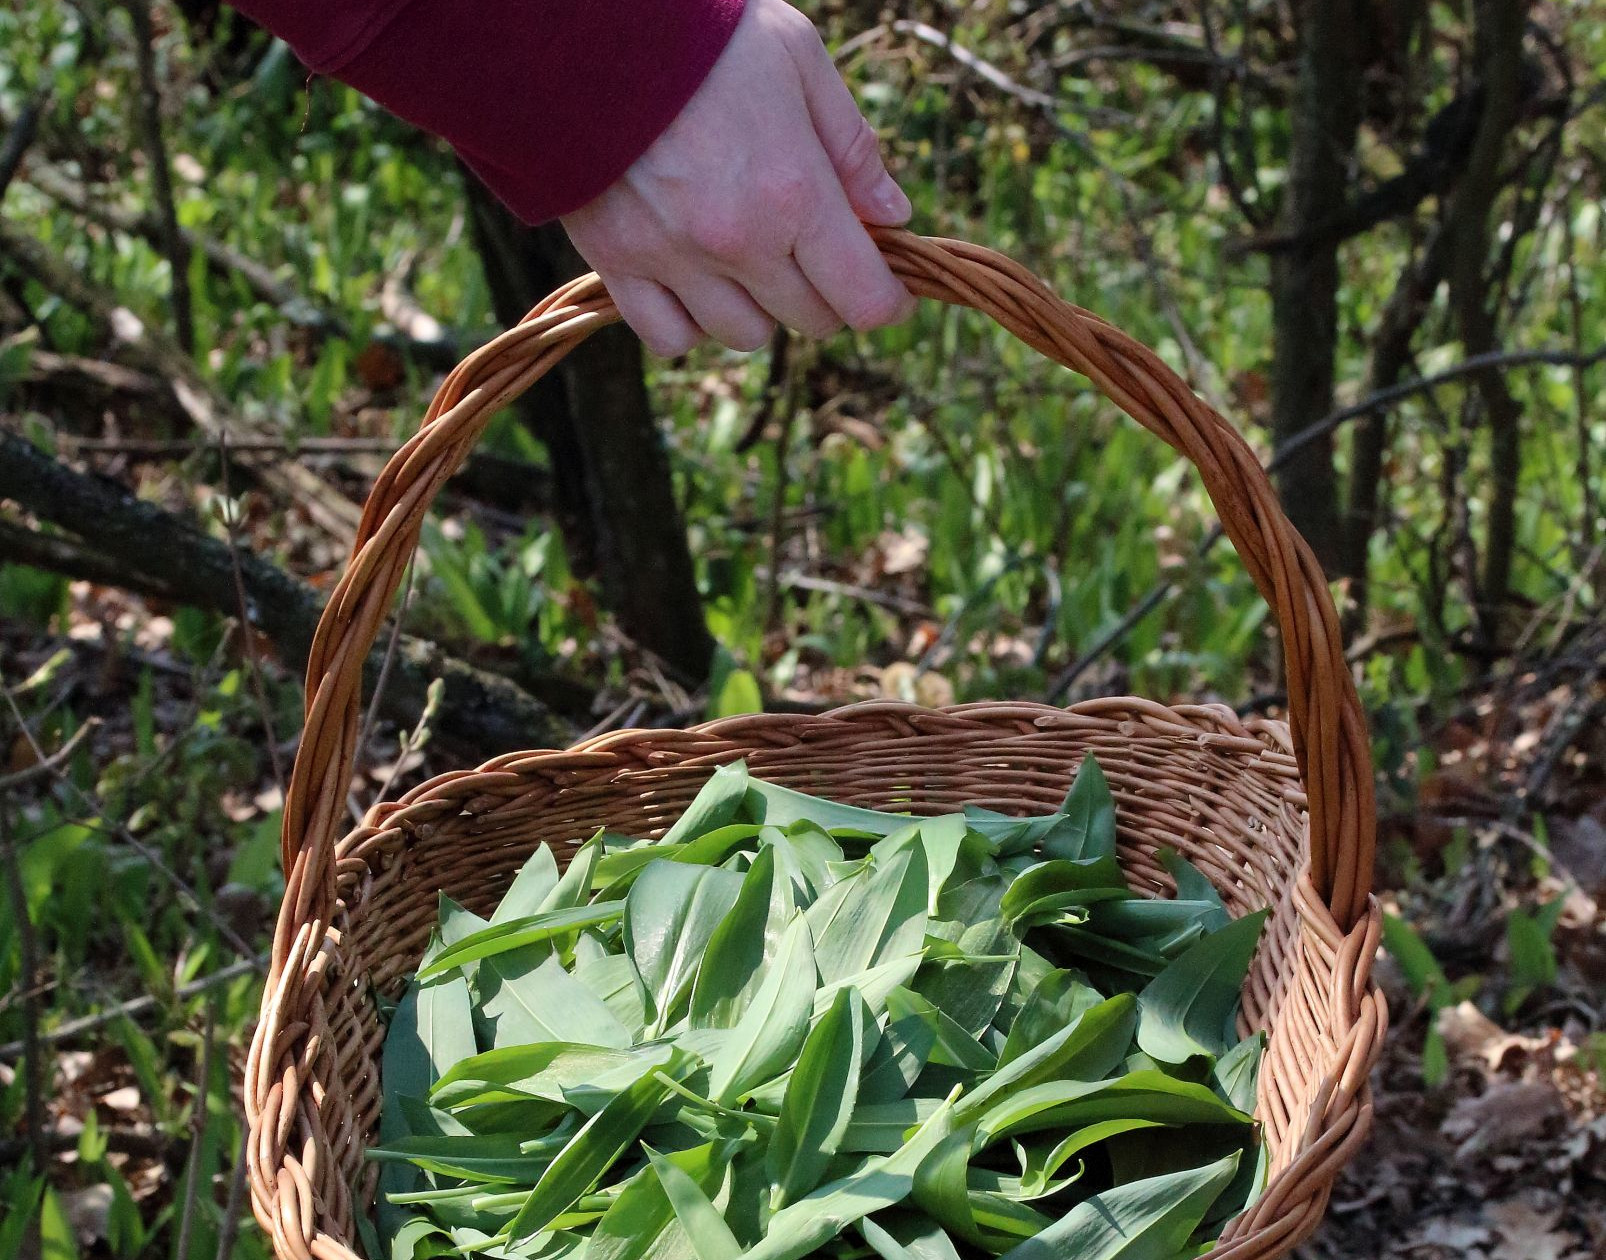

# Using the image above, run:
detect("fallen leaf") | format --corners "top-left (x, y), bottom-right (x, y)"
top-left (1440, 1080), bottom-right (1565, 1160)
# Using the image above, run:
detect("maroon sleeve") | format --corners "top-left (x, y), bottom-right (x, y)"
top-left (229, 0), bottom-right (748, 224)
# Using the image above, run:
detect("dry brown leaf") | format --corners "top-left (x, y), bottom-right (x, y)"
top-left (1440, 1080), bottom-right (1566, 1160)
top-left (1486, 1196), bottom-right (1580, 1260)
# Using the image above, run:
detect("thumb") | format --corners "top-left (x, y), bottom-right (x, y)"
top-left (794, 29), bottom-right (911, 226)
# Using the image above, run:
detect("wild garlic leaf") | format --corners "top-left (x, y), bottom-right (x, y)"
top-left (494, 847), bottom-right (562, 923)
top-left (1158, 850), bottom-right (1230, 930)
top-left (1014, 1118), bottom-right (1167, 1196)
top-left (996, 1151), bottom-right (1240, 1260)
top-left (587, 1143), bottom-right (726, 1260)
top-left (768, 987), bottom-right (872, 1208)
top-left (503, 1051), bottom-right (695, 1244)
top-left (973, 1071), bottom-right (1252, 1146)
top-left (957, 994), bottom-right (1137, 1124)
top-left (810, 842), bottom-right (929, 986)
top-left (646, 1148), bottom-right (743, 1260)
top-left (661, 763), bottom-right (751, 847)
top-left (625, 861), bottom-right (744, 1034)
top-left (1045, 757), bottom-right (1119, 865)
top-left (740, 1090), bottom-right (960, 1260)
top-left (883, 989), bottom-right (994, 1072)
top-left (539, 833), bottom-right (605, 913)
top-left (1212, 1031), bottom-right (1265, 1113)
top-left (479, 953), bottom-right (633, 1050)
top-left (999, 860), bottom-right (1128, 932)
top-left (1136, 911), bottom-right (1268, 1064)
top-left (706, 913), bottom-right (817, 1105)
top-left (432, 1043), bottom-right (653, 1108)
top-left (745, 779), bottom-right (914, 837)
top-left (997, 970), bottom-right (1104, 1067)
top-left (417, 903), bottom-right (625, 979)
top-left (688, 845), bottom-right (798, 1030)
top-left (856, 1214), bottom-right (964, 1260)
top-left (858, 1001), bottom-right (940, 1105)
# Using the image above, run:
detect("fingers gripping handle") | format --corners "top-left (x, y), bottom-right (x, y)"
top-left (273, 232), bottom-right (1375, 979)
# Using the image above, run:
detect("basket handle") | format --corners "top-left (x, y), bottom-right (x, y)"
top-left (271, 229), bottom-right (1376, 975)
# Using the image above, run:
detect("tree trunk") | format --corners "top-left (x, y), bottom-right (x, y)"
top-left (1340, 229), bottom-right (1451, 626)
top-left (1267, 0), bottom-right (1367, 573)
top-left (1444, 0), bottom-right (1531, 644)
top-left (462, 178), bottom-right (715, 683)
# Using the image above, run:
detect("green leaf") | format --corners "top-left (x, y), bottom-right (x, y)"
top-left (478, 953), bottom-right (634, 1050)
top-left (384, 971), bottom-right (477, 1118)
top-left (857, 1215), bottom-right (964, 1260)
top-left (1000, 860), bottom-right (1127, 931)
top-left (973, 1071), bottom-right (1251, 1145)
top-left (368, 1132), bottom-right (559, 1183)
top-left (689, 845), bottom-right (799, 1029)
top-left (625, 861), bottom-right (744, 1033)
top-left (1158, 851), bottom-right (1229, 931)
top-left (503, 1052), bottom-right (693, 1243)
top-left (540, 833), bottom-right (605, 914)
top-left (1047, 756), bottom-right (1119, 864)
top-left (859, 1000), bottom-right (940, 1105)
top-left (588, 1144), bottom-right (730, 1260)
top-left (769, 987), bottom-right (872, 1208)
top-left (809, 842), bottom-right (929, 985)
top-left (884, 988), bottom-right (994, 1072)
top-left (956, 994), bottom-right (1138, 1124)
top-left (1136, 911), bottom-right (1267, 1064)
top-left (841, 1098), bottom-right (947, 1153)
top-left (432, 1043), bottom-right (653, 1107)
top-left (1015, 1119), bottom-right (1167, 1197)
top-left (996, 1152), bottom-right (1240, 1260)
top-left (709, 666), bottom-right (765, 719)
top-left (1212, 1033), bottom-right (1265, 1113)
top-left (741, 1091), bottom-right (961, 1260)
top-left (662, 763), bottom-right (751, 847)
top-left (1380, 913), bottom-right (1446, 999)
top-left (998, 969), bottom-right (1103, 1066)
top-left (745, 779), bottom-right (914, 837)
top-left (416, 902), bottom-right (625, 979)
top-left (646, 1148), bottom-right (744, 1260)
top-left (707, 913), bottom-right (817, 1104)
top-left (495, 847), bottom-right (562, 922)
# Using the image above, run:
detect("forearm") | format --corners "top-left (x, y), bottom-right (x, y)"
top-left (228, 0), bottom-right (747, 224)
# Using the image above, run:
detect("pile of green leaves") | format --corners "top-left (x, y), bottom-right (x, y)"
top-left (369, 756), bottom-right (1270, 1260)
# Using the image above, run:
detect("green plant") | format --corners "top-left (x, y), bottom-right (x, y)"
top-left (371, 757), bottom-right (1268, 1260)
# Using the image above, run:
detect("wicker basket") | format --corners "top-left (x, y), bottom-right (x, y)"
top-left (245, 231), bottom-right (1386, 1260)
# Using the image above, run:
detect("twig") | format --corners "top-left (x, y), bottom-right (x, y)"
top-left (357, 556), bottom-right (416, 790)
top-left (0, 956), bottom-right (262, 1061)
top-left (214, 1130), bottom-right (250, 1260)
top-left (217, 434), bottom-right (285, 798)
top-left (0, 717), bottom-right (98, 792)
top-left (0, 800), bottom-right (47, 1172)
top-left (124, 0), bottom-right (194, 354)
top-left (173, 999), bottom-right (216, 1260)
top-left (752, 567), bottom-right (933, 618)
top-left (0, 90), bottom-right (50, 207)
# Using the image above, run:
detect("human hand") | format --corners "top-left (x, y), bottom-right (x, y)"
top-left (560, 0), bottom-right (916, 356)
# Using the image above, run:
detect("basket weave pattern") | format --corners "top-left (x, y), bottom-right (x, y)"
top-left (245, 232), bottom-right (1387, 1260)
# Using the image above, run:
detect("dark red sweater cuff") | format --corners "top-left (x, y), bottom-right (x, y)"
top-left (231, 0), bottom-right (747, 224)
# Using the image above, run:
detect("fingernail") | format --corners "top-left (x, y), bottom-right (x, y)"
top-left (873, 173), bottom-right (912, 223)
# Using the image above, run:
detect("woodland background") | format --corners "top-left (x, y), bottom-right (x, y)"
top-left (0, 0), bottom-right (1603, 1256)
